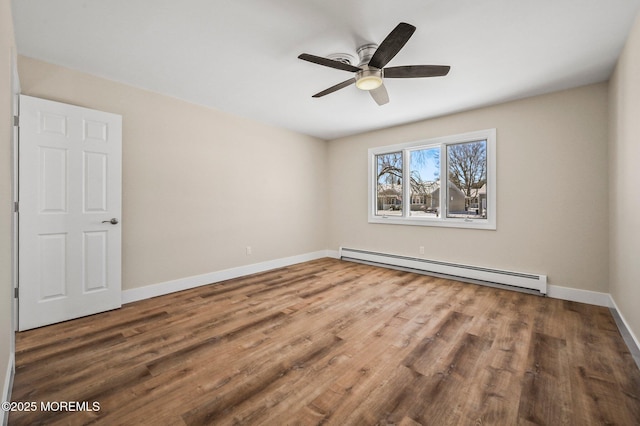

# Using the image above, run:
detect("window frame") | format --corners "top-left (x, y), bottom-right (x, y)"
top-left (368, 129), bottom-right (496, 230)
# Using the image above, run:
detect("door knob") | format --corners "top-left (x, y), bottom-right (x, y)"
top-left (102, 218), bottom-right (119, 225)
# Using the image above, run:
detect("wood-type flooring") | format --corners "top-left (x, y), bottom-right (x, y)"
top-left (10, 258), bottom-right (640, 425)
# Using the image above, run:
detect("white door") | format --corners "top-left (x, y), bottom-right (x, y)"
top-left (18, 95), bottom-right (122, 331)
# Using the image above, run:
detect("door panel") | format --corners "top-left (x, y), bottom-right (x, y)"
top-left (39, 147), bottom-right (68, 213)
top-left (38, 233), bottom-right (67, 299)
top-left (19, 95), bottom-right (122, 330)
top-left (84, 152), bottom-right (108, 212)
top-left (83, 230), bottom-right (108, 291)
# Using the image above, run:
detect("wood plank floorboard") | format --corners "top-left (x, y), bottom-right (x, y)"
top-left (9, 258), bottom-right (640, 425)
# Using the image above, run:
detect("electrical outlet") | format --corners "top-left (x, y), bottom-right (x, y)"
top-left (246, 246), bottom-right (252, 255)
top-left (419, 246), bottom-right (425, 255)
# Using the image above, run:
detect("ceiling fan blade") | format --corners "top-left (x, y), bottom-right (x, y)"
top-left (312, 78), bottom-right (356, 98)
top-left (368, 22), bottom-right (416, 69)
top-left (384, 65), bottom-right (451, 78)
top-left (369, 83), bottom-right (389, 106)
top-left (298, 53), bottom-right (362, 73)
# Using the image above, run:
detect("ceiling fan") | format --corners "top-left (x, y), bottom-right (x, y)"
top-left (298, 22), bottom-right (451, 106)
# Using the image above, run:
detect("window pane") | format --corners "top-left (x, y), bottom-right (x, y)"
top-left (447, 140), bottom-right (487, 219)
top-left (409, 147), bottom-right (440, 217)
top-left (375, 152), bottom-right (402, 216)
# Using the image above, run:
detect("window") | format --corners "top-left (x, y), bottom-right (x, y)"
top-left (375, 152), bottom-right (403, 216)
top-left (409, 146), bottom-right (440, 218)
top-left (368, 129), bottom-right (496, 229)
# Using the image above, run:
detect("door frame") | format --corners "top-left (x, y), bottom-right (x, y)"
top-left (4, 48), bottom-right (21, 419)
top-left (10, 51), bottom-right (20, 343)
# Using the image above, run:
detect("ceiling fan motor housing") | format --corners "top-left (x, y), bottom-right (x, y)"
top-left (356, 43), bottom-right (379, 66)
top-left (354, 44), bottom-right (383, 90)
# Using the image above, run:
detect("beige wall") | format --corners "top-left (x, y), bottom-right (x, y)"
top-left (0, 0), bottom-right (15, 405)
top-left (18, 56), bottom-right (328, 290)
top-left (609, 13), bottom-right (640, 340)
top-left (328, 83), bottom-right (609, 293)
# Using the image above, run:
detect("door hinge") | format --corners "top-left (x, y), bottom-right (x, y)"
top-left (14, 288), bottom-right (18, 299)
top-left (13, 115), bottom-right (19, 127)
top-left (14, 201), bottom-right (18, 213)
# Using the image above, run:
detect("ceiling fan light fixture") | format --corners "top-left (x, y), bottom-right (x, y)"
top-left (355, 68), bottom-right (383, 91)
top-left (356, 75), bottom-right (383, 91)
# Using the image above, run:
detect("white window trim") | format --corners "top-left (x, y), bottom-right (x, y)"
top-left (368, 128), bottom-right (496, 230)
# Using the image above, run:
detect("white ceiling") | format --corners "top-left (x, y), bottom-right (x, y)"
top-left (11, 0), bottom-right (640, 140)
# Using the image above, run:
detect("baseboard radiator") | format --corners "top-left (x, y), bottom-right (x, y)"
top-left (339, 247), bottom-right (547, 295)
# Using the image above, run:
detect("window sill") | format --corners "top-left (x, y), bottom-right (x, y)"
top-left (368, 215), bottom-right (496, 230)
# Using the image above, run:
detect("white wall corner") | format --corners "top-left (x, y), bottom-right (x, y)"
top-left (2, 354), bottom-right (15, 426)
top-left (326, 249), bottom-right (340, 259)
top-left (122, 250), bottom-right (334, 304)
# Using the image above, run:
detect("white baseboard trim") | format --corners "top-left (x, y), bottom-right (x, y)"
top-left (546, 285), bottom-right (610, 307)
top-left (2, 354), bottom-right (14, 426)
top-left (122, 250), bottom-right (333, 304)
top-left (609, 295), bottom-right (640, 353)
top-left (121, 248), bottom-right (612, 310)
